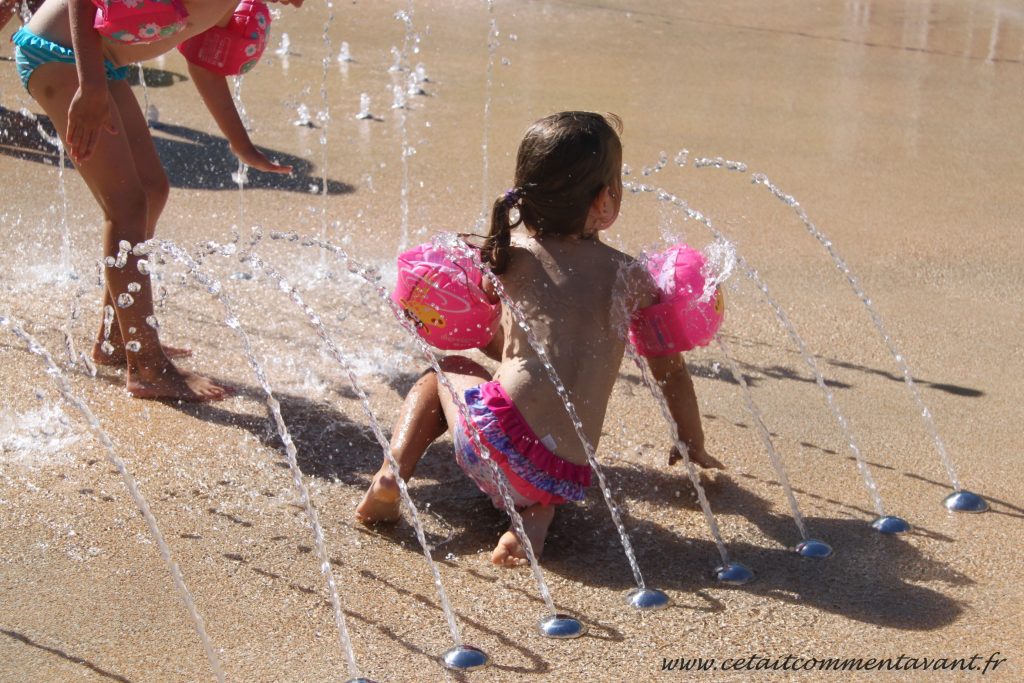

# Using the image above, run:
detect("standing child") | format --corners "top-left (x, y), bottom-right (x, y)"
top-left (11, 0), bottom-right (304, 400)
top-left (357, 111), bottom-right (722, 566)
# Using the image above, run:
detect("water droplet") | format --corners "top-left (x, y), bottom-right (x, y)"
top-left (125, 341), bottom-right (141, 352)
top-left (337, 41), bottom-right (352, 62)
top-left (116, 293), bottom-right (134, 308)
top-left (127, 282), bottom-right (141, 293)
top-left (100, 341), bottom-right (115, 355)
top-left (145, 315), bottom-right (159, 329)
top-left (275, 32), bottom-right (291, 56)
top-left (293, 103), bottom-right (313, 127)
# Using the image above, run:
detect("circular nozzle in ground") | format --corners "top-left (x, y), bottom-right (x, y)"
top-left (625, 587), bottom-right (671, 611)
top-left (714, 562), bottom-right (754, 585)
top-left (944, 490), bottom-right (989, 513)
top-left (538, 614), bottom-right (587, 639)
top-left (441, 645), bottom-right (490, 671)
top-left (871, 515), bottom-right (911, 534)
top-left (795, 539), bottom-right (833, 558)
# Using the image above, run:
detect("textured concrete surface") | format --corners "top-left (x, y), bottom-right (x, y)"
top-left (1, 1), bottom-right (1021, 681)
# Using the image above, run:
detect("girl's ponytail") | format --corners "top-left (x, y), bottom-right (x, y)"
top-left (476, 111), bottom-right (622, 271)
top-left (482, 187), bottom-right (522, 274)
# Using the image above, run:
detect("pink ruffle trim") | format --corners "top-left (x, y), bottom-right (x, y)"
top-left (476, 382), bottom-right (592, 487)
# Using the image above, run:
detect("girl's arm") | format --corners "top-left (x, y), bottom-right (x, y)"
top-left (646, 352), bottom-right (723, 469)
top-left (67, 0), bottom-right (117, 163)
top-left (187, 62), bottom-right (292, 174)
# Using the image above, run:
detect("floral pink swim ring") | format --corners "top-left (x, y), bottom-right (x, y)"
top-left (92, 0), bottom-right (190, 45)
top-left (177, 0), bottom-right (271, 76)
top-left (628, 244), bottom-right (725, 356)
top-left (392, 242), bottom-right (501, 351)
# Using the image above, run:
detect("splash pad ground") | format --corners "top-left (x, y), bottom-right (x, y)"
top-left (1, 1), bottom-right (1022, 681)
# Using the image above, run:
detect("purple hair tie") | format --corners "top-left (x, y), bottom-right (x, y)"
top-left (503, 188), bottom-right (521, 208)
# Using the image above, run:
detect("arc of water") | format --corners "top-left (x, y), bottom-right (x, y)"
top-left (62, 284), bottom-right (83, 368)
top-left (622, 343), bottom-right (734, 565)
top-left (479, 0), bottom-right (499, 221)
top-left (393, 2), bottom-right (418, 251)
top-left (244, 252), bottom-right (468, 646)
top-left (230, 77), bottom-right (249, 241)
top-left (441, 238), bottom-right (649, 590)
top-left (137, 62), bottom-right (153, 124)
top-left (749, 173), bottom-right (966, 493)
top-left (713, 336), bottom-right (811, 541)
top-left (1, 314), bottom-right (225, 683)
top-left (693, 157), bottom-right (747, 171)
top-left (682, 155), bottom-right (973, 500)
top-left (62, 262), bottom-right (106, 373)
top-left (640, 151), bottom-right (669, 177)
top-left (55, 137), bottom-right (73, 281)
top-left (317, 0), bottom-right (335, 269)
top-left (266, 232), bottom-right (559, 618)
top-left (152, 240), bottom-right (362, 680)
top-left (628, 181), bottom-right (891, 520)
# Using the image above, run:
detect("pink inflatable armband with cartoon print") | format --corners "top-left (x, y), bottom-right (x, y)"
top-left (92, 0), bottom-right (189, 45)
top-left (177, 0), bottom-right (271, 76)
top-left (392, 242), bottom-right (501, 351)
top-left (628, 244), bottom-right (725, 356)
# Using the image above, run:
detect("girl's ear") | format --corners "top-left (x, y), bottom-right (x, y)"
top-left (589, 184), bottom-right (620, 232)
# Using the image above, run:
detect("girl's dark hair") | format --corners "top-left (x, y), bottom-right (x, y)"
top-left (480, 111), bottom-right (622, 274)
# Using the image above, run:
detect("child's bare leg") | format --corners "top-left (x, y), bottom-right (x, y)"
top-left (88, 81), bottom-right (190, 365)
top-left (356, 369), bottom-right (447, 522)
top-left (92, 286), bottom-right (193, 366)
top-left (491, 503), bottom-right (556, 567)
top-left (357, 356), bottom-right (491, 522)
top-left (30, 68), bottom-right (227, 400)
top-left (668, 445), bottom-right (724, 469)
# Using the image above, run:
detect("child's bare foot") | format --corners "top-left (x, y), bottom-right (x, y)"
top-left (93, 340), bottom-right (192, 366)
top-left (355, 468), bottom-right (402, 523)
top-left (669, 446), bottom-right (724, 469)
top-left (126, 361), bottom-right (231, 402)
top-left (491, 503), bottom-right (555, 567)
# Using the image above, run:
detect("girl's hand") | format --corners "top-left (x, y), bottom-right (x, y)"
top-left (66, 86), bottom-right (117, 163)
top-left (668, 445), bottom-right (724, 469)
top-left (230, 143), bottom-right (293, 174)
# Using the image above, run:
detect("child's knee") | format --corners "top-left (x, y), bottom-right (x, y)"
top-left (146, 174), bottom-right (170, 217)
top-left (438, 354), bottom-right (487, 377)
top-left (103, 191), bottom-right (150, 244)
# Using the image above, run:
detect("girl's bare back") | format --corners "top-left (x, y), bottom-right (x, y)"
top-left (492, 229), bottom-right (648, 466)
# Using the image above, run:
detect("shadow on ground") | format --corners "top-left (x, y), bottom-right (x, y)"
top-left (0, 105), bottom-right (353, 194)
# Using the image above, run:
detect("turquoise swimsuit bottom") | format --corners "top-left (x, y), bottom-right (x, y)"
top-left (11, 27), bottom-right (131, 92)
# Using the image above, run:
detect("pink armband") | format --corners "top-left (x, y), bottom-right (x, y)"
top-left (92, 0), bottom-right (189, 45)
top-left (177, 0), bottom-right (271, 76)
top-left (392, 242), bottom-right (501, 351)
top-left (628, 244), bottom-right (725, 356)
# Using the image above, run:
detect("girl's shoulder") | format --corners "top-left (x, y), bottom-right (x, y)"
top-left (604, 245), bottom-right (657, 310)
top-left (598, 240), bottom-right (637, 264)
